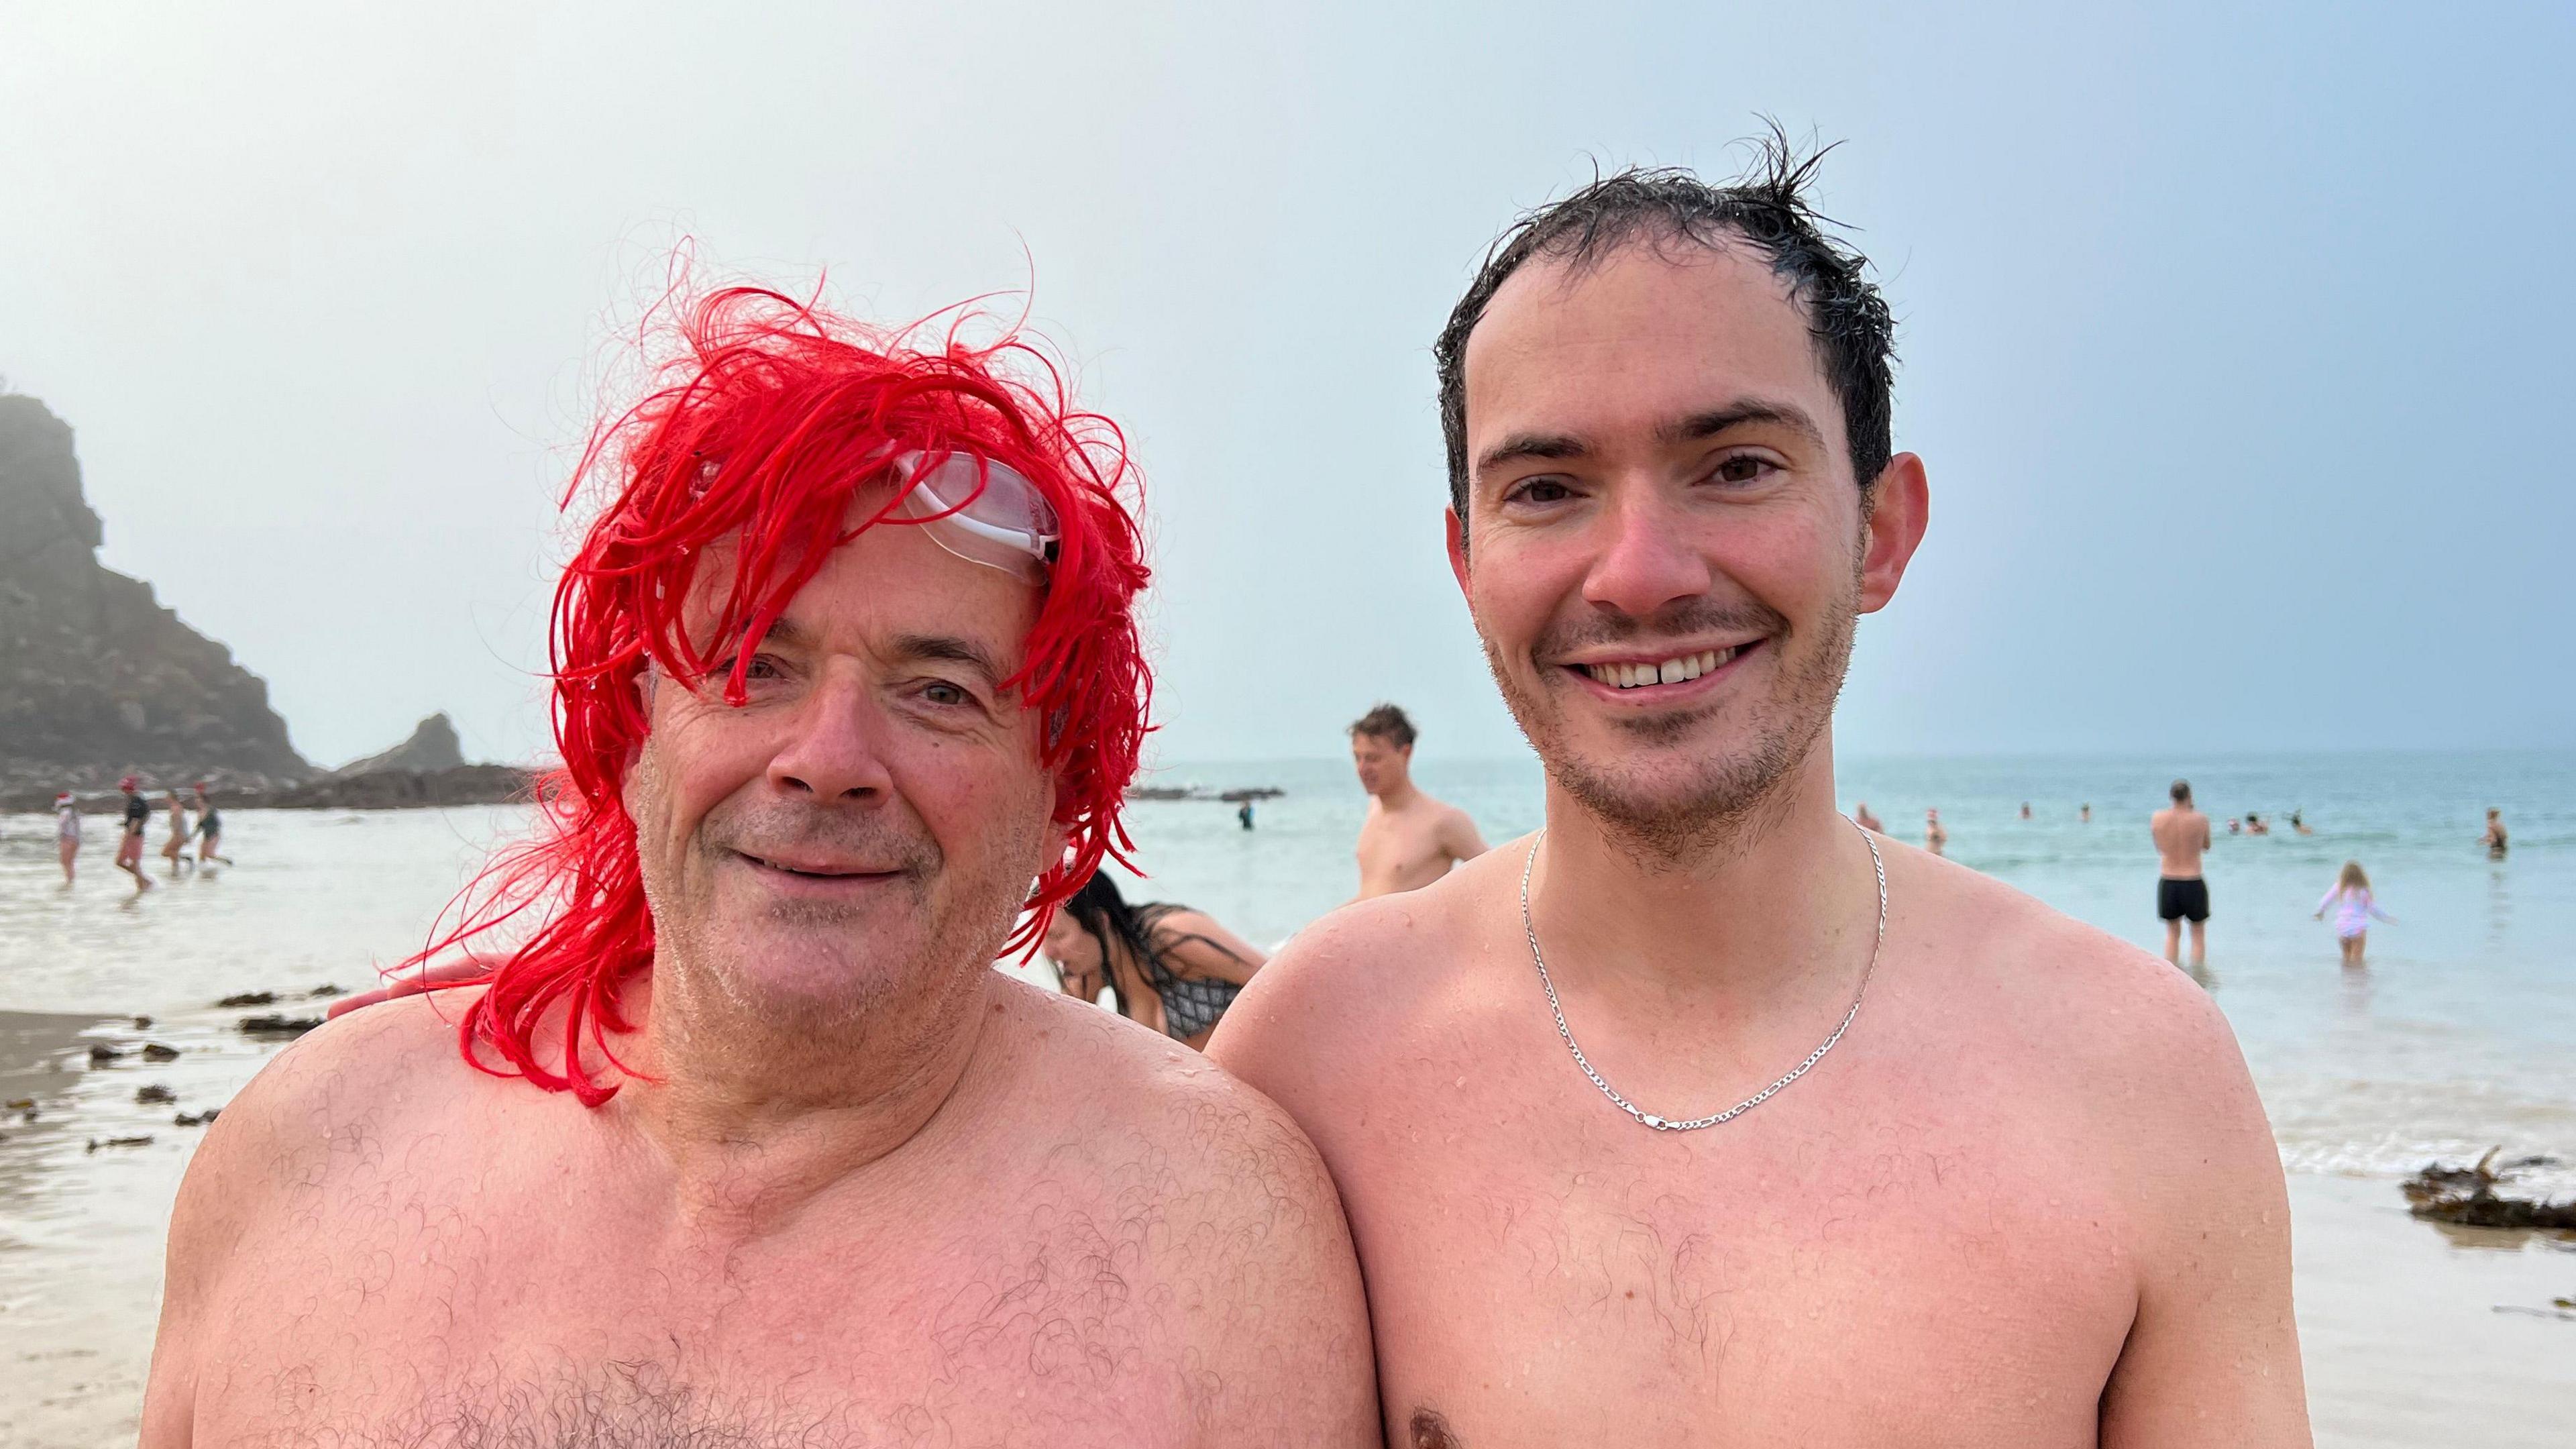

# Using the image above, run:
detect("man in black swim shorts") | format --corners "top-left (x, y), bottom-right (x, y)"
top-left (2150, 778), bottom-right (2213, 968)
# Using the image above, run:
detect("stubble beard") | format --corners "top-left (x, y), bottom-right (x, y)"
top-left (629, 755), bottom-right (1023, 1051)
top-left (1484, 575), bottom-right (1860, 869)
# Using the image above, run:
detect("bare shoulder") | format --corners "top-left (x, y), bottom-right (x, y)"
top-left (1209, 841), bottom-right (1518, 1118)
top-left (180, 993), bottom-right (474, 1209)
top-left (1884, 844), bottom-right (2267, 1157)
top-left (987, 976), bottom-right (1378, 1438)
top-left (1000, 975), bottom-right (1335, 1192)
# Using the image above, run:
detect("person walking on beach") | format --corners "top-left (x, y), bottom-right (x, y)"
top-left (1350, 703), bottom-right (1488, 898)
top-left (2314, 861), bottom-right (2395, 967)
top-left (114, 776), bottom-right (153, 892)
top-left (1923, 806), bottom-right (1947, 856)
top-left (144, 288), bottom-right (1375, 1445)
top-left (1042, 872), bottom-right (1267, 1046)
top-left (54, 790), bottom-right (80, 883)
top-left (2483, 807), bottom-right (2509, 859)
top-left (1214, 149), bottom-right (2308, 1445)
top-left (157, 789), bottom-right (193, 873)
top-left (2153, 779), bottom-right (2214, 969)
top-left (191, 783), bottom-right (230, 866)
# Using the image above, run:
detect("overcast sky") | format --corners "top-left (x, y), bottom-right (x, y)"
top-left (5, 1), bottom-right (2569, 770)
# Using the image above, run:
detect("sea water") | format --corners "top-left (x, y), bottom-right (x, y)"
top-left (2, 750), bottom-right (2570, 1175)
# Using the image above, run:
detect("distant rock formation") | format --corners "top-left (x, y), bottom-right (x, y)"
top-left (333, 712), bottom-right (465, 776)
top-left (0, 394), bottom-right (310, 792)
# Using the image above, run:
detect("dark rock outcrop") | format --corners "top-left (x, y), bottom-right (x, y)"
top-left (333, 712), bottom-right (464, 776)
top-left (0, 394), bottom-right (310, 791)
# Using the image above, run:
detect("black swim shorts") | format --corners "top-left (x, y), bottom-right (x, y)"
top-left (2157, 877), bottom-right (2210, 922)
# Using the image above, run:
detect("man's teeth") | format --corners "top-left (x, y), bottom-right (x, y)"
top-left (1581, 647), bottom-right (1739, 690)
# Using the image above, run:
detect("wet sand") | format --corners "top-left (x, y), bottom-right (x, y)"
top-left (2, 1006), bottom-right (2569, 1446)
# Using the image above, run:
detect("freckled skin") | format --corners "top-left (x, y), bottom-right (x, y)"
top-left (1213, 245), bottom-right (2308, 1447)
top-left (142, 518), bottom-right (1376, 1446)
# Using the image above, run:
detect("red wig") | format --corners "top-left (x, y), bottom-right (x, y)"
top-left (408, 284), bottom-right (1150, 1105)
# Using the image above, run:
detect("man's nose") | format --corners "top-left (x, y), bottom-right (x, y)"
top-left (1580, 484), bottom-right (1714, 619)
top-left (765, 662), bottom-right (894, 804)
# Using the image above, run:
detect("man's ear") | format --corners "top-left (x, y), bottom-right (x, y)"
top-left (1857, 452), bottom-right (1930, 615)
top-left (1445, 506), bottom-right (1474, 612)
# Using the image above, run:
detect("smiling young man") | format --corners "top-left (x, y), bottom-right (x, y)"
top-left (1212, 152), bottom-right (2310, 1445)
top-left (142, 290), bottom-right (1375, 1446)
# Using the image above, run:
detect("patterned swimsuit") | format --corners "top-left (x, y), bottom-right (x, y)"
top-left (1130, 902), bottom-right (1248, 1040)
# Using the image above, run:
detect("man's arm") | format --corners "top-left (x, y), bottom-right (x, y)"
top-left (1439, 805), bottom-right (1489, 865)
top-left (2097, 980), bottom-right (2310, 1446)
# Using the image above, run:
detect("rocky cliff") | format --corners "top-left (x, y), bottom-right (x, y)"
top-left (333, 712), bottom-right (464, 776)
top-left (0, 394), bottom-right (311, 791)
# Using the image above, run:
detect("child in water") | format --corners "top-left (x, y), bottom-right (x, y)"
top-left (2313, 860), bottom-right (2395, 966)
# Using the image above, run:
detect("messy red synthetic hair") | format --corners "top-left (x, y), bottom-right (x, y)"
top-left (405, 284), bottom-right (1150, 1105)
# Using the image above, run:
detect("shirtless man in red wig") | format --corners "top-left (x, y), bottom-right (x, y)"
top-left (142, 288), bottom-right (1375, 1445)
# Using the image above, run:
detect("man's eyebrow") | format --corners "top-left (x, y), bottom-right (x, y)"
top-left (889, 632), bottom-right (1008, 681)
top-left (1474, 432), bottom-right (1589, 476)
top-left (1660, 400), bottom-right (1827, 449)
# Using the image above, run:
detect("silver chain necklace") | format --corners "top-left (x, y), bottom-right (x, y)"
top-left (1517, 817), bottom-right (1888, 1132)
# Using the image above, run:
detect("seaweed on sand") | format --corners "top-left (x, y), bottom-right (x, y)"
top-left (2404, 1148), bottom-right (2576, 1230)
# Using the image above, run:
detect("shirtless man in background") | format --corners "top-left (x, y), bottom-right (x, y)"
top-left (144, 289), bottom-right (1374, 1446)
top-left (1350, 703), bottom-right (1488, 897)
top-left (2153, 778), bottom-right (2214, 969)
top-left (1216, 150), bottom-right (2306, 1446)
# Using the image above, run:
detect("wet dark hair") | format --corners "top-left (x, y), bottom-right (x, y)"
top-left (1434, 128), bottom-right (1896, 521)
top-left (1060, 872), bottom-right (1161, 1022)
top-left (1348, 702), bottom-right (1417, 749)
top-left (2171, 780), bottom-right (2193, 803)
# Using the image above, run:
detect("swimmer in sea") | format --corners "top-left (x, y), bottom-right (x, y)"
top-left (1042, 872), bottom-right (1269, 1048)
top-left (2483, 807), bottom-right (2508, 859)
top-left (193, 783), bottom-right (231, 866)
top-left (55, 791), bottom-right (80, 883)
top-left (2290, 809), bottom-right (2312, 836)
top-left (1923, 806), bottom-right (1947, 856)
top-left (2245, 812), bottom-right (2270, 837)
top-left (2019, 800), bottom-right (2031, 820)
top-left (2080, 802), bottom-right (2092, 822)
top-left (115, 776), bottom-right (154, 892)
top-left (2313, 860), bottom-right (2394, 967)
top-left (1853, 800), bottom-right (1883, 833)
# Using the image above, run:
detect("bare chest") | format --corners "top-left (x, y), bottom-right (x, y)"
top-left (1335, 1065), bottom-right (2138, 1446)
top-left (1356, 813), bottom-right (1451, 892)
top-left (189, 1136), bottom-right (1205, 1446)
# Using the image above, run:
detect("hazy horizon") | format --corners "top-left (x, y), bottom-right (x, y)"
top-left (6, 3), bottom-right (2569, 772)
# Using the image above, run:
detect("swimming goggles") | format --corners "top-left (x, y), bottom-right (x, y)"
top-left (888, 450), bottom-right (1060, 584)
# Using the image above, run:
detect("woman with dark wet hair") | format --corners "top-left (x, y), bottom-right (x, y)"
top-left (1042, 873), bottom-right (1267, 1048)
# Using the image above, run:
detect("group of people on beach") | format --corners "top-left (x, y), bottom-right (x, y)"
top-left (150, 148), bottom-right (2328, 1444)
top-left (52, 777), bottom-right (225, 890)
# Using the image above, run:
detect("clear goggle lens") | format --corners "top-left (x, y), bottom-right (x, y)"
top-left (888, 451), bottom-right (1060, 583)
